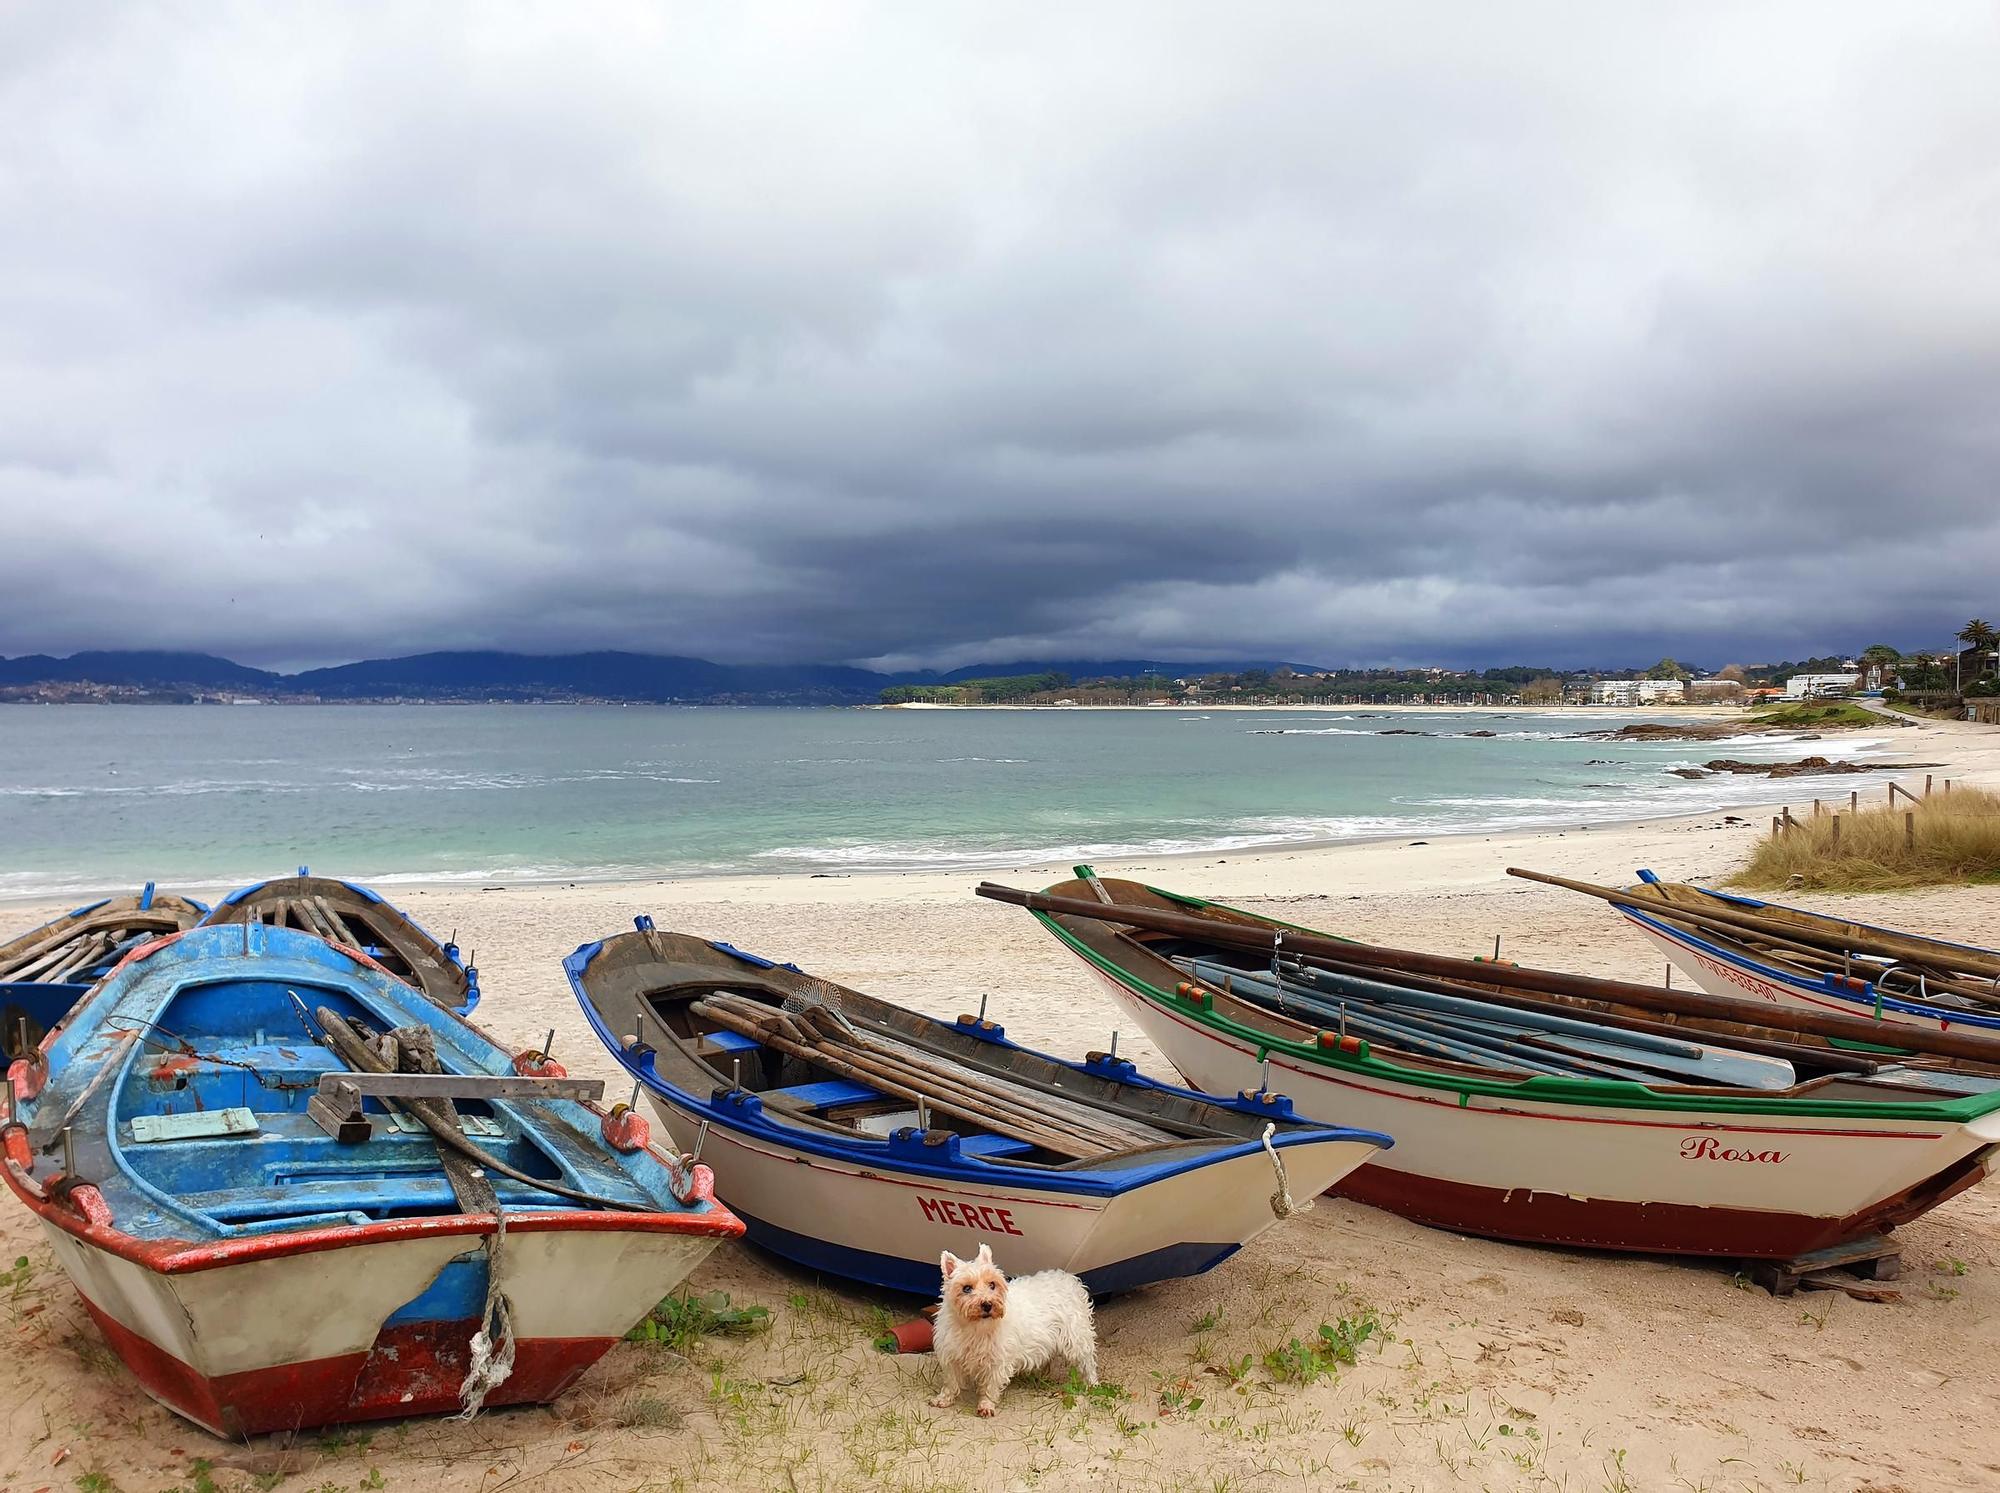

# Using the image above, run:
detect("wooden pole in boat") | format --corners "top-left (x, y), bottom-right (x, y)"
top-left (692, 997), bottom-right (1157, 1154)
top-left (1504, 868), bottom-right (2000, 982)
top-left (975, 884), bottom-right (2000, 1066)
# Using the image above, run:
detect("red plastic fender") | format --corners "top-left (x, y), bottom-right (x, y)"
top-left (601, 1105), bottom-right (650, 1153)
top-left (7, 1054), bottom-right (47, 1103)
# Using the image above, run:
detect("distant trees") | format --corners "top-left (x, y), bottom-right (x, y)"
top-left (1519, 676), bottom-right (1564, 704)
top-left (1715, 664), bottom-right (1749, 684)
top-left (1643, 657), bottom-right (1691, 680)
top-left (1860, 643), bottom-right (1902, 666)
top-left (1960, 620), bottom-right (1998, 682)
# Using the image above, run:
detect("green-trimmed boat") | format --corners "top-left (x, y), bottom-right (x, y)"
top-left (985, 871), bottom-right (2000, 1260)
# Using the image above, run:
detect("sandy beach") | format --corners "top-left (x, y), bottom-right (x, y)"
top-left (4, 711), bottom-right (1998, 1492)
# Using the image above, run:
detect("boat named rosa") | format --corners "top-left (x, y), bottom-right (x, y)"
top-left (565, 920), bottom-right (1391, 1296)
top-left (2, 922), bottom-right (741, 1438)
top-left (984, 870), bottom-right (2000, 1261)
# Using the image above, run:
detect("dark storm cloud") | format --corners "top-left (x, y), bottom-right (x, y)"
top-left (2, 4), bottom-right (1998, 671)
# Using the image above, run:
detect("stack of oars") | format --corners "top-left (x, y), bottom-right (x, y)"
top-left (690, 992), bottom-right (1173, 1162)
top-left (0, 913), bottom-right (172, 984)
top-left (1509, 868), bottom-right (2000, 1010)
top-left (240, 895), bottom-right (367, 946)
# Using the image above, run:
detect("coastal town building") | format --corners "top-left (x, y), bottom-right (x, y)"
top-left (1589, 679), bottom-right (1686, 705)
top-left (1783, 672), bottom-right (1861, 699)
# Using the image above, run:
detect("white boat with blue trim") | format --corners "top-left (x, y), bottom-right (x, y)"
top-left (564, 919), bottom-right (1391, 1296)
top-left (1582, 870), bottom-right (2000, 1036)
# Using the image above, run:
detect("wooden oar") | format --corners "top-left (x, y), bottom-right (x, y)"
top-left (784, 1003), bottom-right (1171, 1151)
top-left (1507, 868), bottom-right (2000, 986)
top-left (1294, 950), bottom-right (1884, 1075)
top-left (692, 998), bottom-right (1112, 1159)
top-left (695, 995), bottom-right (1169, 1155)
top-left (975, 882), bottom-right (2000, 1068)
top-left (1196, 958), bottom-right (1799, 1090)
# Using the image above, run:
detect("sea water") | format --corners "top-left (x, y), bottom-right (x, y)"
top-left (0, 704), bottom-right (1893, 896)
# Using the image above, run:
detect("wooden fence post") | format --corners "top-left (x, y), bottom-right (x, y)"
top-left (1926, 774), bottom-right (1933, 797)
top-left (1831, 814), bottom-right (1841, 851)
top-left (1905, 812), bottom-right (1916, 850)
top-left (1849, 790), bottom-right (1858, 813)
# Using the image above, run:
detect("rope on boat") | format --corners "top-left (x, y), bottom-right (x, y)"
top-left (1259, 1123), bottom-right (1306, 1218)
top-left (456, 1211), bottom-right (517, 1418)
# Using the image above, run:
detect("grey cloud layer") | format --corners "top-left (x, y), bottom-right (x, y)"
top-left (2, 4), bottom-right (1997, 670)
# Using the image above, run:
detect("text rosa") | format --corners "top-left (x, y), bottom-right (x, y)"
top-left (1679, 1136), bottom-right (1789, 1164)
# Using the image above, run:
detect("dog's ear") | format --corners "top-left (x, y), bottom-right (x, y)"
top-left (974, 1243), bottom-right (994, 1266)
top-left (940, 1250), bottom-right (962, 1277)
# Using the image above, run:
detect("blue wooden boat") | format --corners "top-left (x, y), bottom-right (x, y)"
top-left (200, 872), bottom-right (480, 1014)
top-left (566, 919), bottom-right (1392, 1296)
top-left (0, 884), bottom-right (207, 1061)
top-left (2, 922), bottom-right (741, 1438)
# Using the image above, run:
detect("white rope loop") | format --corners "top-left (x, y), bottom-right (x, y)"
top-left (1260, 1122), bottom-right (1309, 1219)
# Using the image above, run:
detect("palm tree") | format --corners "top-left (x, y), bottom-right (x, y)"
top-left (1956, 619), bottom-right (1997, 687)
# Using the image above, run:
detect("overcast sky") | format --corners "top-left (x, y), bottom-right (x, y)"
top-left (3, 5), bottom-right (1997, 672)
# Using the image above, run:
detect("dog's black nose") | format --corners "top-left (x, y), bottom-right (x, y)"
top-left (980, 1303), bottom-right (993, 1316)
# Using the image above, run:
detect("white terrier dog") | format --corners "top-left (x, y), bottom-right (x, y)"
top-left (930, 1244), bottom-right (1097, 1416)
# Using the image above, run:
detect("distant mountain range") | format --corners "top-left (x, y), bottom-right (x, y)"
top-left (0, 649), bottom-right (1322, 705)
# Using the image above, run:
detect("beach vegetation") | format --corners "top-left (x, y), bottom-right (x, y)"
top-left (628, 1289), bottom-right (771, 1353)
top-left (1729, 785), bottom-right (2000, 890)
top-left (1260, 1309), bottom-right (1382, 1384)
top-left (1745, 701), bottom-right (1879, 730)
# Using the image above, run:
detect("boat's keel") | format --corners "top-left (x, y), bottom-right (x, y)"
top-left (1334, 1144), bottom-right (1994, 1259)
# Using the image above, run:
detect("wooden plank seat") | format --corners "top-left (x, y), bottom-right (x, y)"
top-left (697, 1029), bottom-right (762, 1056)
top-left (765, 1079), bottom-right (883, 1112)
top-left (956, 1134), bottom-right (1035, 1160)
top-left (175, 1170), bottom-right (655, 1223)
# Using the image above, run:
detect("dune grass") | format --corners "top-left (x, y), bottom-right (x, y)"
top-left (1746, 702), bottom-right (1883, 730)
top-left (1729, 786), bottom-right (2000, 891)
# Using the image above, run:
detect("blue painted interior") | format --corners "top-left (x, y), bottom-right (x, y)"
top-left (22, 925), bottom-right (726, 1253)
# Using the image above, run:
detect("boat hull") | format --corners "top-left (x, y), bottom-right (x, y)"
top-left (1622, 909), bottom-right (1999, 1036)
top-left (1078, 963), bottom-right (2000, 1258)
top-left (24, 1202), bottom-right (725, 1438)
top-left (641, 1090), bottom-right (1381, 1296)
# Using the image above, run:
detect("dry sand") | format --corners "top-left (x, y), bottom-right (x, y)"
top-left (3, 711), bottom-right (1998, 1492)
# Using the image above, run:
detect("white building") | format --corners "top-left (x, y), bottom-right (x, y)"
top-left (1590, 678), bottom-right (1686, 705)
top-left (1784, 673), bottom-right (1861, 700)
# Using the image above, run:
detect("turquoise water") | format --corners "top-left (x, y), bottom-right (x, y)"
top-left (0, 705), bottom-right (1895, 896)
